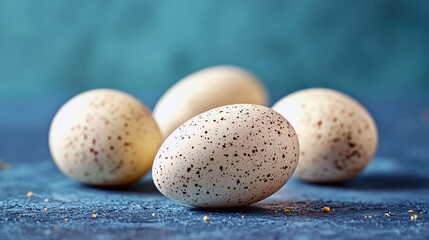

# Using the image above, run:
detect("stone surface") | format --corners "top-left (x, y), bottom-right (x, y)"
top-left (1, 154), bottom-right (428, 240)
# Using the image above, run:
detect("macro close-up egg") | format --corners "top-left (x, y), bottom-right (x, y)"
top-left (152, 104), bottom-right (299, 208)
top-left (273, 88), bottom-right (378, 183)
top-left (153, 65), bottom-right (269, 139)
top-left (49, 89), bottom-right (163, 186)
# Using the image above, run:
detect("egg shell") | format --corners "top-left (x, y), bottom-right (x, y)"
top-left (152, 104), bottom-right (299, 208)
top-left (153, 66), bottom-right (268, 139)
top-left (272, 88), bottom-right (378, 183)
top-left (49, 89), bottom-right (163, 186)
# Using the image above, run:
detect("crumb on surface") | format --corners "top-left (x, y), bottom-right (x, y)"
top-left (93, 210), bottom-right (96, 213)
top-left (408, 210), bottom-right (414, 213)
top-left (385, 213), bottom-right (390, 216)
top-left (152, 213), bottom-right (156, 217)
top-left (45, 208), bottom-right (48, 211)
top-left (322, 207), bottom-right (331, 212)
top-left (44, 198), bottom-right (50, 203)
top-left (332, 209), bottom-right (335, 212)
top-left (411, 215), bottom-right (418, 220)
top-left (284, 209), bottom-right (291, 212)
top-left (242, 215), bottom-right (244, 219)
top-left (65, 218), bottom-right (68, 221)
top-left (365, 216), bottom-right (367, 219)
top-left (26, 192), bottom-right (33, 198)
top-left (274, 211), bottom-right (278, 213)
top-left (203, 216), bottom-right (210, 221)
top-left (92, 214), bottom-right (97, 219)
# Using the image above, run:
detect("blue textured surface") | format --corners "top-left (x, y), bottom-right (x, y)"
top-left (0, 157), bottom-right (429, 240)
top-left (1, 95), bottom-right (429, 240)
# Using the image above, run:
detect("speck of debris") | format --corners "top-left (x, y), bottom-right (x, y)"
top-left (322, 207), bottom-right (331, 212)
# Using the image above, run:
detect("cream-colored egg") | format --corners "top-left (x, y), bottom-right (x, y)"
top-left (49, 89), bottom-right (163, 186)
top-left (152, 104), bottom-right (299, 208)
top-left (272, 88), bottom-right (378, 183)
top-left (153, 66), bottom-right (268, 138)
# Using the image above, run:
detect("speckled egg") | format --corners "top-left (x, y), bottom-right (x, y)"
top-left (49, 89), bottom-right (163, 186)
top-left (272, 88), bottom-right (378, 183)
top-left (152, 104), bottom-right (299, 208)
top-left (153, 66), bottom-right (269, 139)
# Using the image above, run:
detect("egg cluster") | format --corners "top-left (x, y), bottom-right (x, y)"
top-left (49, 65), bottom-right (378, 207)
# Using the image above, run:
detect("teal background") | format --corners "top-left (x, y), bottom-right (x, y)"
top-left (1, 0), bottom-right (428, 103)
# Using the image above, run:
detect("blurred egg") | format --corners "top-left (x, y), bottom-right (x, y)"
top-left (152, 104), bottom-right (299, 208)
top-left (153, 65), bottom-right (268, 138)
top-left (49, 89), bottom-right (162, 186)
top-left (272, 88), bottom-right (378, 183)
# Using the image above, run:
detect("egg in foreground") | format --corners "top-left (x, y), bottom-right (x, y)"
top-left (152, 104), bottom-right (299, 208)
top-left (49, 89), bottom-right (163, 186)
top-left (272, 88), bottom-right (378, 183)
top-left (153, 65), bottom-right (269, 139)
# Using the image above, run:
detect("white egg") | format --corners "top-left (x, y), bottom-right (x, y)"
top-left (272, 88), bottom-right (378, 183)
top-left (153, 66), bottom-right (268, 138)
top-left (152, 104), bottom-right (299, 208)
top-left (49, 89), bottom-right (163, 186)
